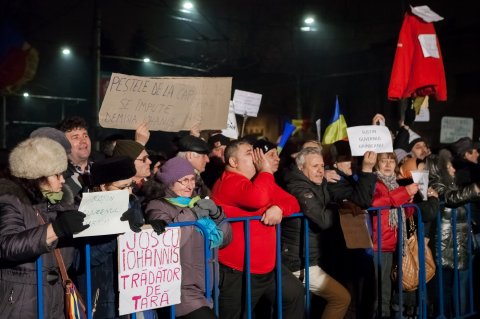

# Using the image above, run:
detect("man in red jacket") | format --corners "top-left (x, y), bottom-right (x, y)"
top-left (212, 139), bottom-right (304, 319)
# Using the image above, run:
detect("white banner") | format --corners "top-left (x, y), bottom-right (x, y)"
top-left (74, 190), bottom-right (130, 238)
top-left (232, 89), bottom-right (262, 117)
top-left (118, 228), bottom-right (182, 315)
top-left (347, 125), bottom-right (393, 156)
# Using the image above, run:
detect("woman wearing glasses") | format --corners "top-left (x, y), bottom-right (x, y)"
top-left (144, 156), bottom-right (232, 319)
top-left (0, 137), bottom-right (88, 318)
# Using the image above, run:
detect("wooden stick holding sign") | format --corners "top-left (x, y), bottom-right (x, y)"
top-left (232, 89), bottom-right (262, 137)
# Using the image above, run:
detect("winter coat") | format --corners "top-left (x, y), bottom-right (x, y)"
top-left (281, 165), bottom-right (334, 272)
top-left (212, 170), bottom-right (298, 274)
top-left (427, 154), bottom-right (480, 269)
top-left (371, 180), bottom-right (413, 252)
top-left (145, 187), bottom-right (231, 317)
top-left (388, 11), bottom-right (447, 101)
top-left (0, 178), bottom-right (75, 319)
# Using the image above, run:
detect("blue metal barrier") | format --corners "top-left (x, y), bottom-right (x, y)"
top-left (33, 205), bottom-right (477, 318)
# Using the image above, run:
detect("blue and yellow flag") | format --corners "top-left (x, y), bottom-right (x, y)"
top-left (321, 96), bottom-right (348, 144)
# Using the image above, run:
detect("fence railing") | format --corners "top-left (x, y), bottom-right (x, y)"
top-left (33, 205), bottom-right (477, 319)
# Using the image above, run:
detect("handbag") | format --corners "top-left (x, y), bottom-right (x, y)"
top-left (37, 211), bottom-right (87, 318)
top-left (391, 217), bottom-right (436, 292)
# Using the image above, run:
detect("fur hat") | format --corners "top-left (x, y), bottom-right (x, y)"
top-left (91, 156), bottom-right (136, 186)
top-left (178, 135), bottom-right (209, 154)
top-left (253, 139), bottom-right (277, 154)
top-left (156, 157), bottom-right (195, 186)
top-left (112, 140), bottom-right (145, 160)
top-left (30, 127), bottom-right (72, 154)
top-left (9, 137), bottom-right (68, 179)
top-left (450, 137), bottom-right (479, 158)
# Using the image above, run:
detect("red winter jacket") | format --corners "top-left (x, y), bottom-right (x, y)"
top-left (212, 170), bottom-right (299, 274)
top-left (371, 180), bottom-right (414, 252)
top-left (388, 12), bottom-right (447, 101)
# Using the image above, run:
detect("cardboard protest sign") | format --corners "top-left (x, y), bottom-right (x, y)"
top-left (232, 89), bottom-right (262, 117)
top-left (99, 73), bottom-right (232, 132)
top-left (347, 125), bottom-right (393, 156)
top-left (221, 101), bottom-right (239, 139)
top-left (440, 116), bottom-right (474, 144)
top-left (118, 228), bottom-right (182, 315)
top-left (411, 170), bottom-right (429, 201)
top-left (74, 190), bottom-right (130, 238)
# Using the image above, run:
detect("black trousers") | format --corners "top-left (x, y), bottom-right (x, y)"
top-left (218, 263), bottom-right (304, 319)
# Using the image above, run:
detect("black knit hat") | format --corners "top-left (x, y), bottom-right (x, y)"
top-left (178, 135), bottom-right (209, 154)
top-left (253, 139), bottom-right (277, 154)
top-left (112, 140), bottom-right (145, 160)
top-left (91, 156), bottom-right (136, 185)
top-left (330, 140), bottom-right (352, 163)
top-left (30, 127), bottom-right (72, 154)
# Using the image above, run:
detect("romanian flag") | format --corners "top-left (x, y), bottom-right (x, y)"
top-left (321, 96), bottom-right (348, 144)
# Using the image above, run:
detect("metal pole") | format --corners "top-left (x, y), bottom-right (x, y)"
top-left (1, 96), bottom-right (6, 148)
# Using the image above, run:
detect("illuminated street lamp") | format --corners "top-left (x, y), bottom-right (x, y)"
top-left (143, 57), bottom-right (151, 63)
top-left (61, 47), bottom-right (71, 55)
top-left (304, 17), bottom-right (315, 24)
top-left (183, 1), bottom-right (194, 10)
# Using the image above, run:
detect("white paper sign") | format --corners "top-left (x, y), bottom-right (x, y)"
top-left (418, 34), bottom-right (440, 58)
top-left (440, 116), bottom-right (474, 144)
top-left (74, 190), bottom-right (130, 238)
top-left (118, 228), bottom-right (182, 315)
top-left (415, 106), bottom-right (430, 122)
top-left (347, 125), bottom-right (393, 156)
top-left (411, 170), bottom-right (429, 201)
top-left (221, 101), bottom-right (239, 139)
top-left (232, 89), bottom-right (262, 117)
top-left (410, 5), bottom-right (444, 23)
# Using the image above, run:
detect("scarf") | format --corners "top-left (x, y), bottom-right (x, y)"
top-left (374, 172), bottom-right (408, 254)
top-left (42, 191), bottom-right (64, 204)
top-left (165, 195), bottom-right (223, 248)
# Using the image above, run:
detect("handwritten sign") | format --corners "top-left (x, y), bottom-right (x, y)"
top-left (232, 89), bottom-right (262, 117)
top-left (118, 228), bottom-right (182, 315)
top-left (74, 190), bottom-right (130, 238)
top-left (221, 101), bottom-right (239, 139)
top-left (347, 125), bottom-right (393, 156)
top-left (440, 116), bottom-right (473, 144)
top-left (411, 170), bottom-right (429, 201)
top-left (99, 73), bottom-right (232, 131)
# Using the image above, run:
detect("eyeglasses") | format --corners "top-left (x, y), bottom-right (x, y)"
top-left (135, 155), bottom-right (150, 163)
top-left (176, 177), bottom-right (196, 187)
top-left (110, 182), bottom-right (135, 190)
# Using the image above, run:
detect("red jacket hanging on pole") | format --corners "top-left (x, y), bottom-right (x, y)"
top-left (388, 11), bottom-right (447, 101)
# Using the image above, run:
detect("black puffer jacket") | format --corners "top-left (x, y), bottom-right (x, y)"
top-left (0, 178), bottom-right (75, 319)
top-left (281, 165), bottom-right (334, 272)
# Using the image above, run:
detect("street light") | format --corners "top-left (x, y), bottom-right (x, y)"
top-left (304, 17), bottom-right (315, 25)
top-left (61, 47), bottom-right (71, 55)
top-left (23, 92), bottom-right (29, 97)
top-left (143, 57), bottom-right (151, 63)
top-left (183, 1), bottom-right (194, 10)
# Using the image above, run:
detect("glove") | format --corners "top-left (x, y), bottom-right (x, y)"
top-left (150, 220), bottom-right (168, 235)
top-left (120, 199), bottom-right (145, 233)
top-left (52, 210), bottom-right (90, 237)
top-left (192, 198), bottom-right (222, 219)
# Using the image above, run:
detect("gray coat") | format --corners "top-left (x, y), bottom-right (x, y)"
top-left (0, 178), bottom-right (75, 319)
top-left (145, 188), bottom-right (231, 317)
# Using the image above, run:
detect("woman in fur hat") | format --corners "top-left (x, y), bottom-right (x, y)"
top-left (144, 156), bottom-right (232, 318)
top-left (0, 137), bottom-right (88, 318)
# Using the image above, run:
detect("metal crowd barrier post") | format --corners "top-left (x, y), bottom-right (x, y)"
top-left (36, 255), bottom-right (43, 318)
top-left (436, 203), bottom-right (446, 319)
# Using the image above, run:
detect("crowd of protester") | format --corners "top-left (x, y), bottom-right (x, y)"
top-left (0, 113), bottom-right (479, 319)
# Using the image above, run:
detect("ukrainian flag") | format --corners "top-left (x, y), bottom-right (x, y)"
top-left (321, 96), bottom-right (348, 144)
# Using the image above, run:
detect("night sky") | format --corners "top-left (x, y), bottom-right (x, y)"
top-left (2, 0), bottom-right (479, 150)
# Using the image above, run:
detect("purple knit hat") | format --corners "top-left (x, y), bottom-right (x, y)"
top-left (156, 157), bottom-right (195, 186)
